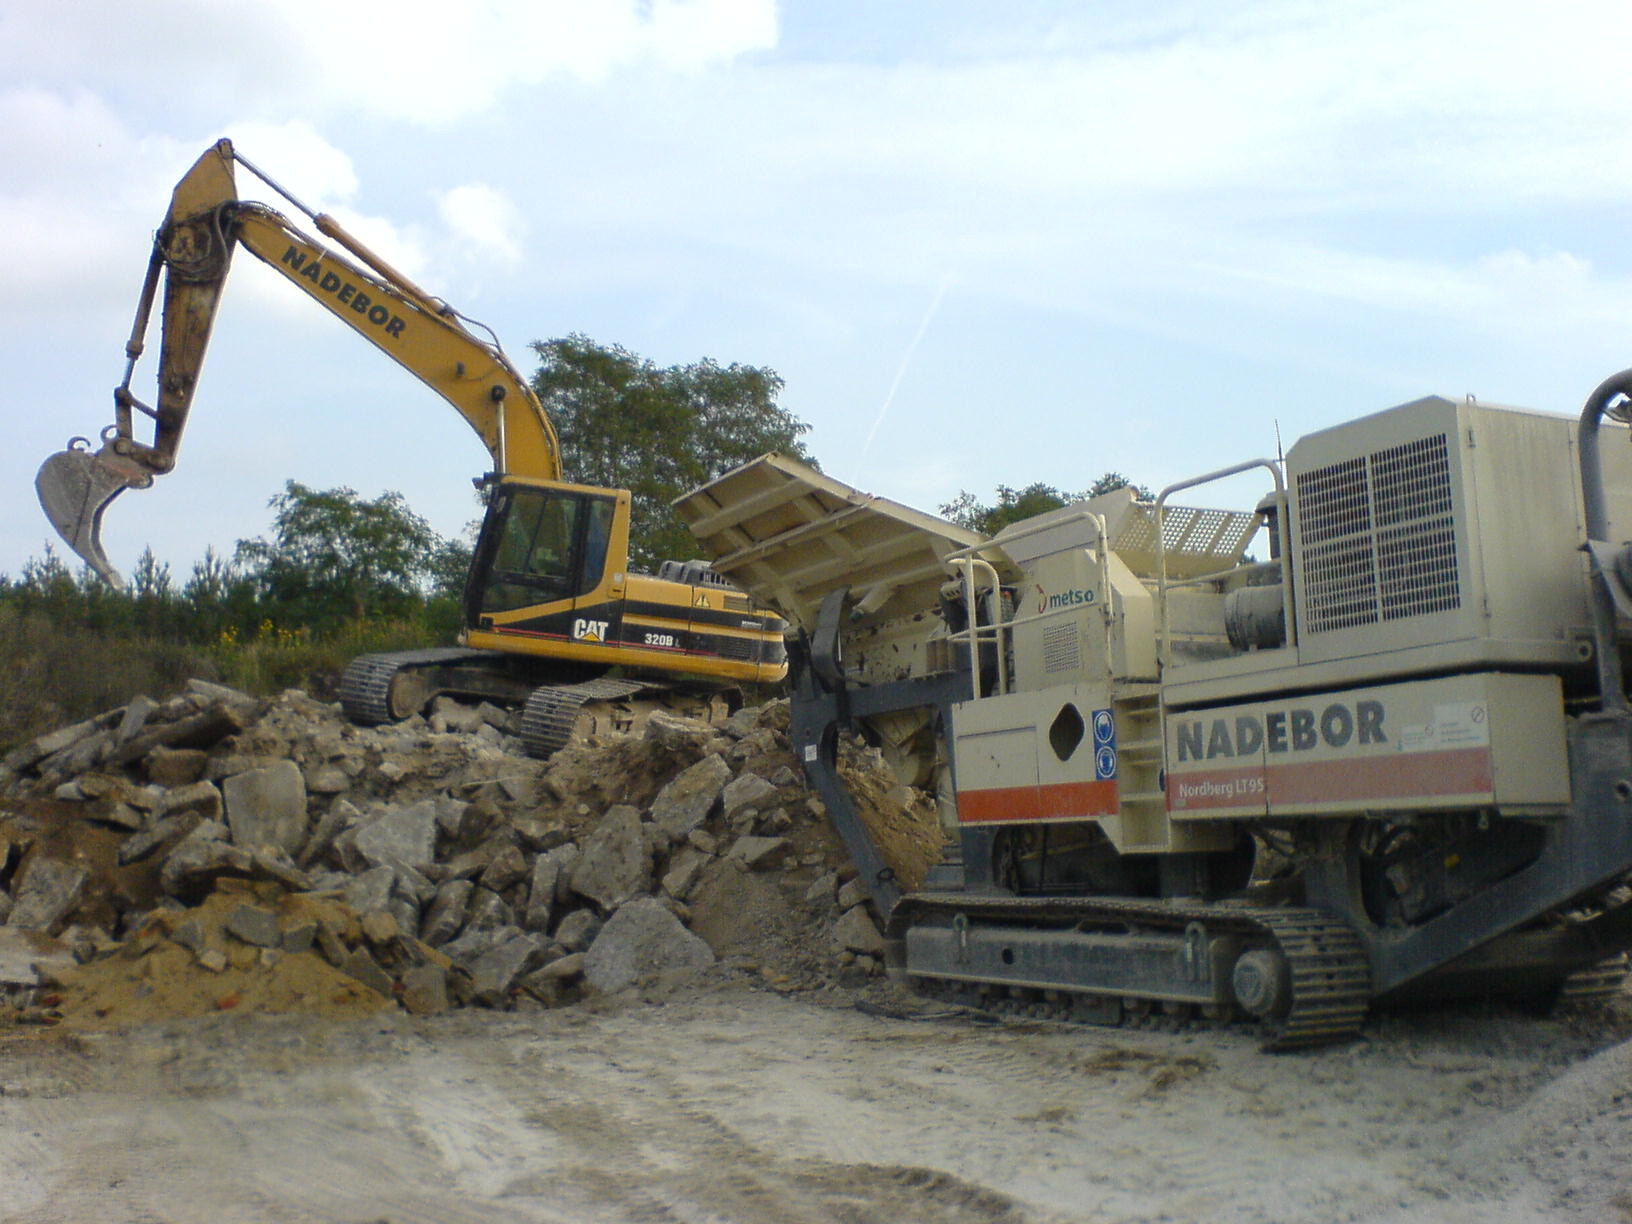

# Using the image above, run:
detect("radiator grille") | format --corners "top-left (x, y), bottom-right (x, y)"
top-left (1297, 433), bottom-right (1459, 633)
top-left (1042, 622), bottom-right (1081, 675)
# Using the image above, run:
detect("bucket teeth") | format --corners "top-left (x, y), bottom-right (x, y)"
top-left (34, 445), bottom-right (152, 587)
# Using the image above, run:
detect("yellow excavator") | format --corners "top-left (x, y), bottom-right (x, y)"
top-left (35, 139), bottom-right (786, 758)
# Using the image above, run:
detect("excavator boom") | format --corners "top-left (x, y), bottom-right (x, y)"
top-left (36, 137), bottom-right (787, 753)
top-left (37, 138), bottom-right (561, 583)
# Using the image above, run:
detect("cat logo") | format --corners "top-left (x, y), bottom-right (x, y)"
top-left (694, 593), bottom-right (711, 608)
top-left (571, 618), bottom-right (610, 643)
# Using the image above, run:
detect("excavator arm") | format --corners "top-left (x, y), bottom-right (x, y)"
top-left (37, 138), bottom-right (561, 584)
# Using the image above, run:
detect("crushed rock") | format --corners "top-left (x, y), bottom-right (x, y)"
top-left (0, 681), bottom-right (943, 1029)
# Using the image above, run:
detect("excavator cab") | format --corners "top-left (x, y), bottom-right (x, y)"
top-left (466, 480), bottom-right (617, 620)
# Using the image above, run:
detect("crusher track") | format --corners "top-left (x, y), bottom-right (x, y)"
top-left (892, 894), bottom-right (1372, 1051)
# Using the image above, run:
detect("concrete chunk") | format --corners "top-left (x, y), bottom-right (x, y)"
top-left (554, 909), bottom-right (602, 953)
top-left (728, 835), bottom-right (790, 871)
top-left (351, 799), bottom-right (438, 875)
top-left (115, 695), bottom-right (159, 745)
top-left (421, 879), bottom-right (473, 946)
top-left (523, 845), bottom-right (577, 932)
top-left (118, 813), bottom-right (199, 866)
top-left (159, 822), bottom-right (254, 896)
top-left (344, 865), bottom-right (397, 916)
top-left (222, 760), bottom-right (308, 855)
top-left (6, 858), bottom-right (90, 934)
top-left (400, 964), bottom-right (450, 1015)
top-left (160, 780), bottom-right (224, 821)
top-left (661, 847), bottom-right (710, 901)
top-left (583, 897), bottom-right (715, 994)
top-left (834, 906), bottom-right (886, 956)
top-left (465, 886), bottom-right (515, 931)
top-left (145, 746), bottom-right (208, 787)
top-left (340, 946), bottom-right (395, 998)
top-left (225, 904), bottom-right (282, 949)
top-left (649, 754), bottom-right (732, 843)
top-left (479, 844), bottom-right (529, 892)
top-left (721, 772), bottom-right (778, 820)
top-left (468, 931), bottom-right (549, 1005)
top-left (567, 805), bottom-right (652, 909)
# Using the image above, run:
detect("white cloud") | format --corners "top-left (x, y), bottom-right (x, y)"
top-left (0, 1), bottom-right (779, 126)
top-left (436, 184), bottom-right (525, 264)
top-left (222, 122), bottom-right (360, 211)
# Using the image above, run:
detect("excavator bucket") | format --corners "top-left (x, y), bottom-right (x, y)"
top-left (34, 444), bottom-right (153, 587)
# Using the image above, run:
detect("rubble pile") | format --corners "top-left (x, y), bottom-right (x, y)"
top-left (0, 680), bottom-right (945, 1029)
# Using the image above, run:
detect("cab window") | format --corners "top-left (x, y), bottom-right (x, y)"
top-left (480, 489), bottom-right (580, 613)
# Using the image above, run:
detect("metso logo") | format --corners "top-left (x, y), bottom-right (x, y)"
top-left (1035, 585), bottom-right (1097, 615)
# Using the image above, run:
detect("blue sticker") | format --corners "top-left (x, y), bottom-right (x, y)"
top-left (1093, 709), bottom-right (1115, 745)
top-left (1092, 708), bottom-right (1116, 779)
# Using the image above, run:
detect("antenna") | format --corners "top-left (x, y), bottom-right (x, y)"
top-left (1273, 418), bottom-right (1285, 466)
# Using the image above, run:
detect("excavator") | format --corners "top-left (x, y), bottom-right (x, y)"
top-left (35, 139), bottom-right (786, 758)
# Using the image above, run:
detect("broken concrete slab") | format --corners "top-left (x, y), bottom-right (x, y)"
top-left (225, 904), bottom-right (282, 949)
top-left (468, 930), bottom-right (549, 1005)
top-left (349, 799), bottom-right (437, 875)
top-left (421, 879), bottom-right (473, 946)
top-left (222, 760), bottom-right (308, 855)
top-left (567, 805), bottom-right (652, 910)
top-left (5, 858), bottom-right (90, 934)
top-left (478, 844), bottom-right (529, 893)
top-left (554, 909), bottom-right (602, 953)
top-left (833, 905), bottom-right (885, 956)
top-left (400, 963), bottom-right (450, 1015)
top-left (583, 897), bottom-right (715, 994)
top-left (160, 780), bottom-right (224, 821)
top-left (343, 865), bottom-right (396, 916)
top-left (144, 746), bottom-right (208, 787)
top-left (340, 946), bottom-right (395, 998)
top-left (649, 753), bottom-right (733, 843)
top-left (721, 772), bottom-right (778, 821)
top-left (728, 835), bottom-right (791, 871)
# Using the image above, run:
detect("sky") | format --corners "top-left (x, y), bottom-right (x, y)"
top-left (5, 0), bottom-right (1632, 583)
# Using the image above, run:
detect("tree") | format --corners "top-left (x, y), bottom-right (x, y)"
top-left (940, 473), bottom-right (1154, 536)
top-left (234, 482), bottom-right (447, 628)
top-left (1086, 471), bottom-right (1153, 500)
top-left (530, 334), bottom-right (816, 570)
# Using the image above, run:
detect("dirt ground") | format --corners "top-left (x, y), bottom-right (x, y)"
top-left (3, 977), bottom-right (1630, 1224)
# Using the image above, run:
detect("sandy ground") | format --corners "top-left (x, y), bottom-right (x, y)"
top-left (2, 980), bottom-right (1630, 1224)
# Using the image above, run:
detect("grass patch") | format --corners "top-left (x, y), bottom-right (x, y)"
top-left (0, 610), bottom-right (440, 754)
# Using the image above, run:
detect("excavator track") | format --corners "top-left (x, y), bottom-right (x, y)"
top-left (1556, 952), bottom-right (1631, 1007)
top-left (338, 647), bottom-right (493, 725)
top-left (894, 893), bottom-right (1372, 1051)
top-left (518, 677), bottom-right (654, 760)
